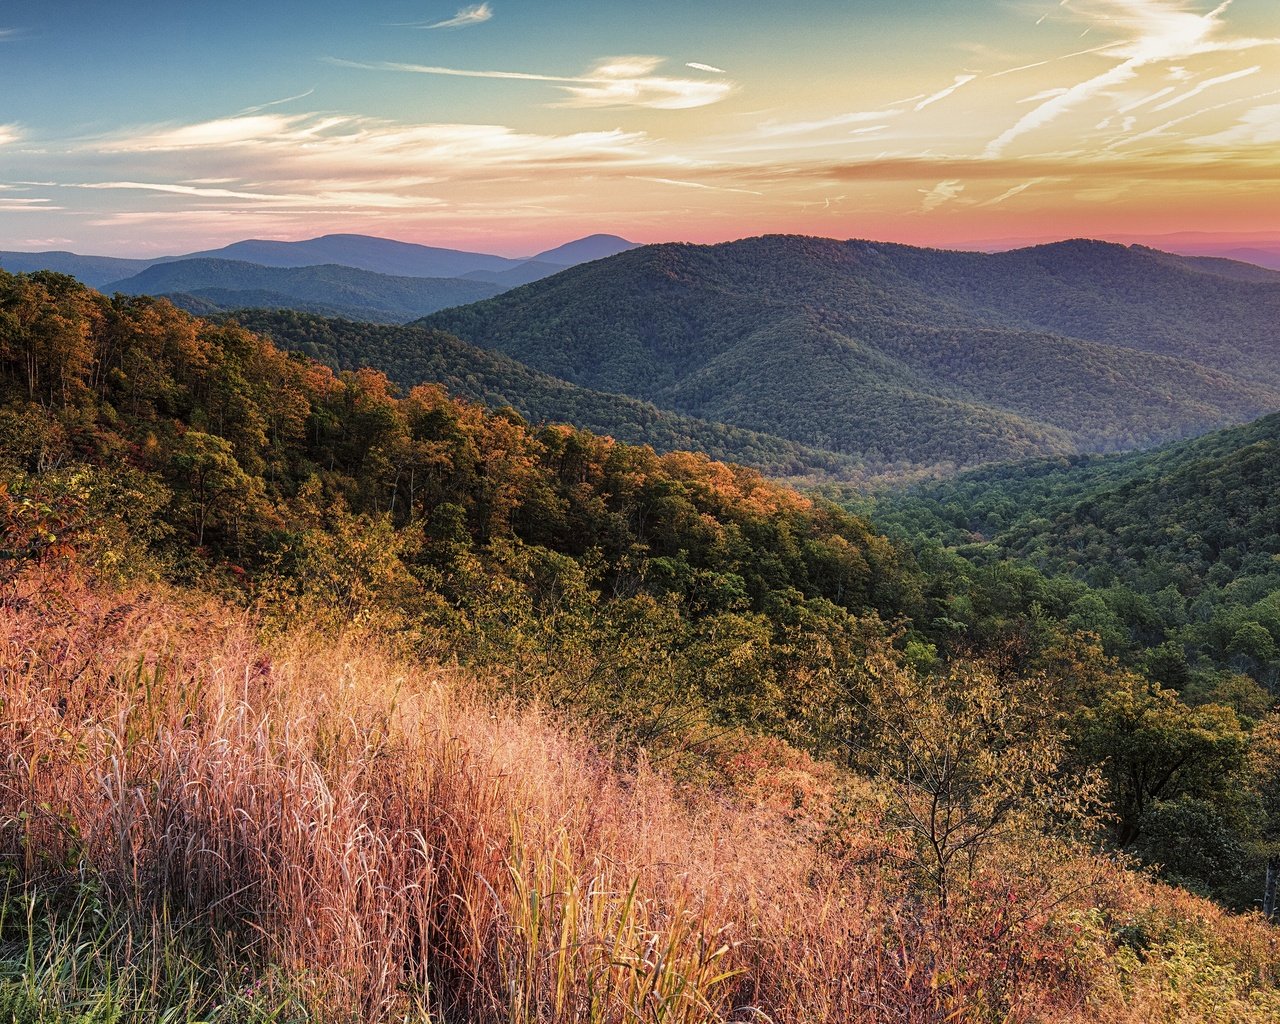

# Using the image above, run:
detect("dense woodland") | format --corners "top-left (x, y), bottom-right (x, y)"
top-left (232, 309), bottom-right (867, 482)
top-left (864, 414), bottom-right (1280, 700)
top-left (2, 268), bottom-right (1279, 1020)
top-left (426, 236), bottom-right (1280, 474)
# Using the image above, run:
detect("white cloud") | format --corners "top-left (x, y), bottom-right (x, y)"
top-left (1105, 85), bottom-right (1280, 149)
top-left (984, 0), bottom-right (1280, 157)
top-left (1149, 64), bottom-right (1260, 111)
top-left (914, 74), bottom-right (977, 111)
top-left (557, 57), bottom-right (735, 109)
top-left (425, 3), bottom-right (493, 29)
top-left (107, 115), bottom-right (303, 151)
top-left (628, 175), bottom-right (764, 196)
top-left (1117, 84), bottom-right (1176, 111)
top-left (1195, 101), bottom-right (1280, 146)
top-left (0, 124), bottom-right (21, 146)
top-left (331, 55), bottom-right (735, 109)
top-left (920, 179), bottom-right (964, 211)
top-left (686, 62), bottom-right (727, 74)
top-left (1019, 87), bottom-right (1070, 104)
top-left (755, 110), bottom-right (902, 138)
top-left (977, 178), bottom-right (1047, 207)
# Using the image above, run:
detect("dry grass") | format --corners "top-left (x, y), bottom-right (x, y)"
top-left (1, 567), bottom-right (1277, 1022)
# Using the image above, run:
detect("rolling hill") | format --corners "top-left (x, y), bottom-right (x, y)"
top-left (104, 259), bottom-right (502, 322)
top-left (423, 235), bottom-right (1280, 475)
top-left (229, 309), bottom-right (865, 480)
top-left (0, 250), bottom-right (153, 288)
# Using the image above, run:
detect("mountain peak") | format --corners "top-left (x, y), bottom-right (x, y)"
top-left (532, 234), bottom-right (639, 266)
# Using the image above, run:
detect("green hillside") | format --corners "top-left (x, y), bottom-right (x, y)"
top-left (5, 265), bottom-right (1280, 933)
top-left (230, 309), bottom-right (868, 481)
top-left (867, 412), bottom-right (1280, 697)
top-left (424, 236), bottom-right (1280, 473)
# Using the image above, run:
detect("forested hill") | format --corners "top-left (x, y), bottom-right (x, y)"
top-left (229, 309), bottom-right (866, 481)
top-left (5, 266), bottom-right (1280, 926)
top-left (423, 235), bottom-right (1280, 475)
top-left (874, 410), bottom-right (1280, 589)
top-left (867, 410), bottom-right (1280, 700)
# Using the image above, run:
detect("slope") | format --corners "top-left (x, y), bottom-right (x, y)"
top-left (424, 235), bottom-right (1280, 473)
top-left (0, 250), bottom-right (154, 287)
top-left (868, 411), bottom-right (1280, 703)
top-left (230, 309), bottom-right (866, 480)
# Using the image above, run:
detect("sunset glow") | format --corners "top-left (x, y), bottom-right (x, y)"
top-left (1, 0), bottom-right (1278, 254)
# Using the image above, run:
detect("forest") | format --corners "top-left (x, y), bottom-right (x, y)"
top-left (1, 268), bottom-right (1278, 1022)
top-left (424, 236), bottom-right (1280, 475)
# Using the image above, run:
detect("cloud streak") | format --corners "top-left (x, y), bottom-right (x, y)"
top-left (424, 4), bottom-right (493, 29)
top-left (984, 0), bottom-right (1280, 157)
top-left (1149, 64), bottom-right (1260, 111)
top-left (920, 179), bottom-right (964, 211)
top-left (914, 74), bottom-right (977, 111)
top-left (331, 55), bottom-right (735, 109)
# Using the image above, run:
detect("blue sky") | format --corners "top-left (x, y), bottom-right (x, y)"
top-left (2, 1), bottom-right (1278, 254)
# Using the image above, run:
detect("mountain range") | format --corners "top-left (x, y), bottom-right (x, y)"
top-left (5, 230), bottom-right (1279, 482)
top-left (0, 232), bottom-right (639, 285)
top-left (423, 235), bottom-right (1280, 477)
top-left (101, 259), bottom-right (504, 323)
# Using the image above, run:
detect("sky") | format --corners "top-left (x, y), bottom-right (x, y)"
top-left (0, 0), bottom-right (1278, 256)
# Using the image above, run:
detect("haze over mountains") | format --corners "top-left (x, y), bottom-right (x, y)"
top-left (0, 232), bottom-right (641, 321)
top-left (102, 260), bottom-right (504, 323)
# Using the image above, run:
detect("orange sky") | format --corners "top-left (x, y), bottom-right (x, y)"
top-left (1, 0), bottom-right (1278, 255)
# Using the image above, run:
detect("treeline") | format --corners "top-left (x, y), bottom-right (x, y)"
top-left (2, 268), bottom-right (1278, 913)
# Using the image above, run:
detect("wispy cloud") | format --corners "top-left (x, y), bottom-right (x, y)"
top-left (558, 57), bottom-right (734, 109)
top-left (977, 178), bottom-right (1048, 207)
top-left (1195, 100), bottom-right (1280, 146)
top-left (0, 124), bottom-right (20, 146)
top-left (88, 112), bottom-right (653, 169)
top-left (984, 0), bottom-right (1280, 157)
top-left (1149, 64), bottom-right (1260, 111)
top-left (628, 175), bottom-right (764, 196)
top-left (238, 89), bottom-right (317, 115)
top-left (331, 55), bottom-right (734, 109)
top-left (755, 110), bottom-right (902, 138)
top-left (920, 179), bottom-right (964, 211)
top-left (686, 62), bottom-right (726, 74)
top-left (423, 3), bottom-right (493, 29)
top-left (914, 74), bottom-right (977, 111)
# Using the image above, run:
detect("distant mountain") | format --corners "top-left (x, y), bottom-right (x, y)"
top-left (103, 259), bottom-right (501, 323)
top-left (156, 234), bottom-right (522, 278)
top-left (0, 251), bottom-right (153, 288)
top-left (229, 309), bottom-right (864, 481)
top-left (1214, 247), bottom-right (1280, 271)
top-left (0, 233), bottom-right (639, 292)
top-left (461, 260), bottom-right (567, 288)
top-left (532, 233), bottom-right (639, 265)
top-left (423, 235), bottom-right (1280, 476)
top-left (1141, 249), bottom-right (1280, 284)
